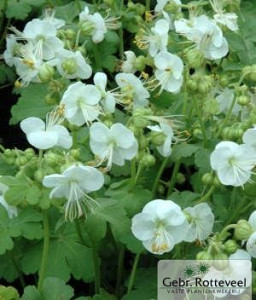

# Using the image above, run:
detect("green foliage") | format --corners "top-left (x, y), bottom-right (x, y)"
top-left (10, 84), bottom-right (53, 125)
top-left (0, 285), bottom-right (20, 300)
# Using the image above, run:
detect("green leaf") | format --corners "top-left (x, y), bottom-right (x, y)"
top-left (55, 1), bottom-right (85, 22)
top-left (101, 55), bottom-right (117, 72)
top-left (169, 191), bottom-right (200, 208)
top-left (83, 215), bottom-right (107, 244)
top-left (41, 277), bottom-right (74, 300)
top-left (0, 285), bottom-right (20, 300)
top-left (0, 157), bottom-right (17, 176)
top-left (171, 144), bottom-right (199, 161)
top-left (0, 64), bottom-right (16, 85)
top-left (120, 233), bottom-right (145, 254)
top-left (6, 0), bottom-right (31, 20)
top-left (10, 84), bottom-right (53, 125)
top-left (194, 148), bottom-right (211, 173)
top-left (26, 185), bottom-right (41, 206)
top-left (22, 286), bottom-right (42, 300)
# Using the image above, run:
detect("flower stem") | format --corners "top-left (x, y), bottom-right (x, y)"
top-left (75, 219), bottom-right (86, 245)
top-left (146, 0), bottom-right (151, 11)
top-left (115, 245), bottom-right (125, 298)
top-left (134, 162), bottom-right (143, 185)
top-left (38, 211), bottom-right (50, 292)
top-left (38, 149), bottom-right (44, 168)
top-left (219, 224), bottom-right (237, 241)
top-left (167, 161), bottom-right (180, 196)
top-left (118, 0), bottom-right (124, 59)
top-left (192, 96), bottom-right (207, 146)
top-left (92, 246), bottom-right (100, 294)
top-left (224, 195), bottom-right (247, 226)
top-left (196, 185), bottom-right (215, 203)
top-left (127, 253), bottom-right (140, 293)
top-left (152, 157), bottom-right (169, 197)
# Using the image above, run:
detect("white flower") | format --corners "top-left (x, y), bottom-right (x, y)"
top-left (175, 15), bottom-right (229, 60)
top-left (155, 0), bottom-right (181, 13)
top-left (115, 73), bottom-right (150, 109)
top-left (42, 165), bottom-right (104, 221)
top-left (154, 51), bottom-right (184, 93)
top-left (14, 42), bottom-right (42, 86)
top-left (183, 203), bottom-right (214, 242)
top-left (122, 51), bottom-right (136, 73)
top-left (0, 183), bottom-right (17, 219)
top-left (93, 72), bottom-right (116, 113)
top-left (55, 49), bottom-right (92, 80)
top-left (210, 0), bottom-right (238, 31)
top-left (246, 211), bottom-right (256, 257)
top-left (147, 122), bottom-right (174, 157)
top-left (79, 7), bottom-right (107, 43)
top-left (131, 199), bottom-right (187, 254)
top-left (242, 126), bottom-right (256, 149)
top-left (20, 107), bottom-right (72, 150)
top-left (210, 141), bottom-right (256, 186)
top-left (22, 19), bottom-right (64, 60)
top-left (135, 19), bottom-right (169, 57)
top-left (61, 82), bottom-right (101, 126)
top-left (89, 122), bottom-right (138, 170)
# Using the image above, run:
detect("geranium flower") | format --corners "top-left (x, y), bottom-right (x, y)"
top-left (135, 19), bottom-right (169, 57)
top-left (183, 203), bottom-right (214, 242)
top-left (42, 165), bottom-right (104, 221)
top-left (89, 122), bottom-right (138, 170)
top-left (115, 73), bottom-right (150, 109)
top-left (210, 0), bottom-right (238, 31)
top-left (79, 7), bottom-right (120, 43)
top-left (0, 183), bottom-right (17, 219)
top-left (55, 49), bottom-right (92, 80)
top-left (20, 106), bottom-right (72, 150)
top-left (131, 199), bottom-right (188, 254)
top-left (93, 72), bottom-right (116, 113)
top-left (175, 15), bottom-right (229, 60)
top-left (60, 82), bottom-right (101, 126)
top-left (210, 141), bottom-right (256, 186)
top-left (22, 19), bottom-right (64, 60)
top-left (147, 122), bottom-right (174, 157)
top-left (153, 51), bottom-right (184, 93)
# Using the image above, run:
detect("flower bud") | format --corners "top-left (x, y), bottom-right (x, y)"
top-left (134, 56), bottom-right (146, 71)
top-left (165, 1), bottom-right (180, 13)
top-left (237, 95), bottom-right (250, 106)
top-left (187, 79), bottom-right (198, 92)
top-left (139, 135), bottom-right (148, 149)
top-left (71, 149), bottom-right (80, 160)
top-left (196, 251), bottom-right (212, 260)
top-left (133, 116), bottom-right (149, 128)
top-left (45, 93), bottom-right (59, 105)
top-left (80, 21), bottom-right (94, 35)
top-left (5, 157), bottom-right (15, 165)
top-left (186, 49), bottom-right (205, 68)
top-left (243, 65), bottom-right (256, 81)
top-left (44, 152), bottom-right (59, 167)
top-left (65, 29), bottom-right (76, 40)
top-left (4, 149), bottom-right (14, 158)
top-left (61, 58), bottom-right (77, 75)
top-left (24, 148), bottom-right (35, 159)
top-left (176, 172), bottom-right (185, 184)
top-left (202, 172), bottom-right (214, 185)
top-left (212, 253), bottom-right (229, 270)
top-left (150, 131), bottom-right (166, 146)
top-left (141, 153), bottom-right (156, 167)
top-left (38, 64), bottom-right (55, 83)
top-left (15, 156), bottom-right (28, 167)
top-left (234, 220), bottom-right (253, 240)
top-left (224, 239), bottom-right (238, 254)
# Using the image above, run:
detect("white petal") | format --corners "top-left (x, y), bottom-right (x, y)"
top-left (246, 232), bottom-right (256, 258)
top-left (90, 122), bottom-right (110, 143)
top-left (249, 211), bottom-right (256, 230)
top-left (110, 123), bottom-right (137, 148)
top-left (49, 125), bottom-right (73, 149)
top-left (94, 72), bottom-right (107, 91)
top-left (27, 131), bottom-right (59, 149)
top-left (131, 213), bottom-right (155, 241)
top-left (20, 117), bottom-right (45, 135)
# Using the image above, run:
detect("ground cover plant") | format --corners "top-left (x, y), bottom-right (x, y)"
top-left (0, 0), bottom-right (256, 299)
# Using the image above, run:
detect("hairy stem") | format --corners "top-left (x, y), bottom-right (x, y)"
top-left (127, 253), bottom-right (140, 293)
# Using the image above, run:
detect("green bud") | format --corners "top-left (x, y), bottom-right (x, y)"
top-left (34, 169), bottom-right (45, 183)
top-left (128, 124), bottom-right (141, 137)
top-left (141, 154), bottom-right (156, 167)
top-left (134, 56), bottom-right (146, 71)
top-left (234, 220), bottom-right (253, 240)
top-left (76, 46), bottom-right (87, 56)
top-left (24, 148), bottom-right (35, 159)
top-left (38, 64), bottom-right (55, 83)
top-left (176, 172), bottom-right (185, 184)
top-left (44, 152), bottom-right (59, 167)
top-left (193, 127), bottom-right (203, 138)
top-left (139, 135), bottom-right (148, 150)
top-left (219, 74), bottom-right (230, 87)
top-left (212, 253), bottom-right (229, 270)
top-left (45, 93), bottom-right (59, 105)
top-left (165, 1), bottom-right (180, 13)
top-left (5, 157), bottom-right (15, 165)
top-left (224, 240), bottom-right (238, 254)
top-left (61, 58), bottom-right (77, 75)
top-left (103, 0), bottom-right (115, 6)
top-left (237, 95), bottom-right (250, 106)
top-left (198, 78), bottom-right (212, 94)
top-left (187, 79), bottom-right (198, 92)
top-left (15, 156), bottom-right (28, 167)
top-left (196, 251), bottom-right (212, 260)
top-left (202, 173), bottom-right (214, 185)
top-left (65, 29), bottom-right (76, 40)
top-left (80, 21), bottom-right (95, 35)
top-left (157, 184), bottom-right (165, 195)
top-left (133, 107), bottom-right (152, 117)
top-left (243, 65), bottom-right (256, 81)
top-left (4, 149), bottom-right (14, 157)
top-left (71, 149), bottom-right (80, 159)
top-left (150, 132), bottom-right (166, 146)
top-left (186, 48), bottom-right (205, 68)
top-left (133, 116), bottom-right (149, 128)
